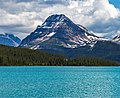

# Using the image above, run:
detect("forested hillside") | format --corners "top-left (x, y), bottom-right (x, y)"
top-left (0, 44), bottom-right (119, 66)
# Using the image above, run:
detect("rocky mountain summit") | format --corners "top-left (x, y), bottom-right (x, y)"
top-left (20, 14), bottom-right (104, 49)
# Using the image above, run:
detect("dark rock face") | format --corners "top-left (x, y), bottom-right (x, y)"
top-left (0, 33), bottom-right (21, 47)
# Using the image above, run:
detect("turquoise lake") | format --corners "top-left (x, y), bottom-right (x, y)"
top-left (0, 66), bottom-right (120, 98)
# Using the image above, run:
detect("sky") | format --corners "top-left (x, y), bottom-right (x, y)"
top-left (109, 0), bottom-right (120, 8)
top-left (0, 0), bottom-right (120, 39)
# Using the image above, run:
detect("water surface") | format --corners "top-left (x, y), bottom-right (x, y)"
top-left (0, 66), bottom-right (120, 98)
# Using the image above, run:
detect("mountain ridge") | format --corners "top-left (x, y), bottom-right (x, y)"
top-left (0, 33), bottom-right (21, 47)
top-left (112, 34), bottom-right (120, 44)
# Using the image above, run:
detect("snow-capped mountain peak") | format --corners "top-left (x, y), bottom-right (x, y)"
top-left (43, 14), bottom-right (68, 23)
top-left (20, 14), bottom-right (104, 49)
top-left (0, 33), bottom-right (21, 47)
top-left (41, 14), bottom-right (70, 29)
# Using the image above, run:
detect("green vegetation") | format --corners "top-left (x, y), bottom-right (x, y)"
top-left (0, 44), bottom-right (119, 66)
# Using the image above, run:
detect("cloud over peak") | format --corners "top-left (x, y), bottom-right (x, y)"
top-left (0, 0), bottom-right (120, 39)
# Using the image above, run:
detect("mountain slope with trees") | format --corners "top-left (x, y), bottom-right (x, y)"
top-left (0, 44), bottom-right (119, 66)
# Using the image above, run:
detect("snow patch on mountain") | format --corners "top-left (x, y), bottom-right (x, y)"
top-left (47, 32), bottom-right (56, 37)
top-left (112, 35), bottom-right (120, 44)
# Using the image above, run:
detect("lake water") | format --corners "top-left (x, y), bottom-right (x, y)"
top-left (0, 66), bottom-right (120, 98)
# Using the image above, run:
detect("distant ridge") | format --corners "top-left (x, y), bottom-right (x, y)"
top-left (0, 33), bottom-right (21, 47)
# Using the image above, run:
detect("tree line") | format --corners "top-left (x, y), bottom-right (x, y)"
top-left (0, 44), bottom-right (119, 66)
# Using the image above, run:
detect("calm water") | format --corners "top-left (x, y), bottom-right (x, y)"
top-left (0, 66), bottom-right (120, 98)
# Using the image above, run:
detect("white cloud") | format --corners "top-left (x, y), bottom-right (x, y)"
top-left (0, 0), bottom-right (120, 39)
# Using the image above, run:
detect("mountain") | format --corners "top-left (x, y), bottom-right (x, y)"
top-left (112, 34), bottom-right (120, 44)
top-left (19, 14), bottom-right (120, 62)
top-left (67, 41), bottom-right (120, 62)
top-left (0, 33), bottom-right (21, 47)
top-left (20, 14), bottom-right (104, 49)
